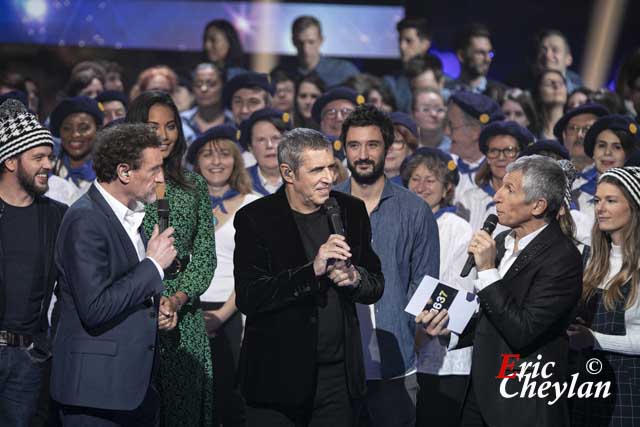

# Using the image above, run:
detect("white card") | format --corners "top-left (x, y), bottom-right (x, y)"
top-left (405, 275), bottom-right (478, 334)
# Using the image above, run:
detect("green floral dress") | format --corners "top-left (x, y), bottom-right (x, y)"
top-left (143, 170), bottom-right (216, 427)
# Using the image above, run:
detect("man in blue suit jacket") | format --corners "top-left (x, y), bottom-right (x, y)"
top-left (51, 123), bottom-right (178, 426)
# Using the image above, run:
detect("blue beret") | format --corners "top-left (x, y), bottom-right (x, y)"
top-left (478, 121), bottom-right (535, 154)
top-left (49, 96), bottom-right (104, 137)
top-left (519, 139), bottom-right (570, 160)
top-left (95, 90), bottom-right (128, 108)
top-left (186, 124), bottom-right (238, 165)
top-left (389, 112), bottom-right (418, 137)
top-left (238, 108), bottom-right (291, 151)
top-left (584, 114), bottom-right (640, 158)
top-left (325, 134), bottom-right (346, 161)
top-left (311, 87), bottom-right (364, 124)
top-left (553, 103), bottom-right (609, 143)
top-left (400, 146), bottom-right (459, 187)
top-left (449, 91), bottom-right (504, 124)
top-left (222, 72), bottom-right (274, 109)
top-left (0, 91), bottom-right (29, 111)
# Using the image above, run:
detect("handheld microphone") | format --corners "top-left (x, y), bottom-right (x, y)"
top-left (156, 184), bottom-right (170, 232)
top-left (460, 214), bottom-right (498, 277)
top-left (325, 197), bottom-right (351, 267)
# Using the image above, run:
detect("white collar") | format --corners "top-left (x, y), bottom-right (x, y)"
top-left (95, 181), bottom-right (146, 231)
top-left (504, 223), bottom-right (548, 253)
top-left (257, 166), bottom-right (282, 187)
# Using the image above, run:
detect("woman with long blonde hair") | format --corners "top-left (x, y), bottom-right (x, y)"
top-left (568, 167), bottom-right (640, 426)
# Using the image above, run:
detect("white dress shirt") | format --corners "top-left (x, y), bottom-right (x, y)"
top-left (257, 167), bottom-right (282, 195)
top-left (448, 223), bottom-right (548, 349)
top-left (95, 182), bottom-right (164, 279)
top-left (474, 224), bottom-right (549, 292)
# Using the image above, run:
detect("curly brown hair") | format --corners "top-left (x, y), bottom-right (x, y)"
top-left (93, 123), bottom-right (160, 182)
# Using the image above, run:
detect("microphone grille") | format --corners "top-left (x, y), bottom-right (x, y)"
top-left (484, 214), bottom-right (499, 233)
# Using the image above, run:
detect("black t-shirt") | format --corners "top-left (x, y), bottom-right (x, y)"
top-left (0, 202), bottom-right (45, 334)
top-left (292, 208), bottom-right (345, 364)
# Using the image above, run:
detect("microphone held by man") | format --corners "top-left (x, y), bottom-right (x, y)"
top-left (460, 214), bottom-right (498, 277)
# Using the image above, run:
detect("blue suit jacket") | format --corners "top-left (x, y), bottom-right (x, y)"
top-left (50, 184), bottom-right (165, 411)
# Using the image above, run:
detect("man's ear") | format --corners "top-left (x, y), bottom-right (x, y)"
top-left (456, 49), bottom-right (466, 64)
top-left (3, 157), bottom-right (18, 173)
top-left (532, 198), bottom-right (549, 217)
top-left (280, 164), bottom-right (294, 184)
top-left (117, 163), bottom-right (131, 182)
top-left (565, 52), bottom-right (573, 69)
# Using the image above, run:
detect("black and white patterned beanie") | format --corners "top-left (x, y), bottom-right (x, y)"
top-left (600, 167), bottom-right (640, 208)
top-left (0, 99), bottom-right (54, 164)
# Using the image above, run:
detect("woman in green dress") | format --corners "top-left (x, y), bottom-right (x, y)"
top-left (127, 90), bottom-right (216, 426)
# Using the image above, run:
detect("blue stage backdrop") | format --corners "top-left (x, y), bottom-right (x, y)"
top-left (2, 0), bottom-right (404, 57)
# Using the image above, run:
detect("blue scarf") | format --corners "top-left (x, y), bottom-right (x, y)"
top-left (248, 165), bottom-right (273, 196)
top-left (433, 206), bottom-right (457, 220)
top-left (480, 182), bottom-right (497, 210)
top-left (456, 157), bottom-right (484, 175)
top-left (210, 188), bottom-right (240, 214)
top-left (62, 154), bottom-right (95, 186)
top-left (578, 168), bottom-right (598, 196)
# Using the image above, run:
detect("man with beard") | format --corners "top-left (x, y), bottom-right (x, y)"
top-left (334, 104), bottom-right (439, 427)
top-left (0, 99), bottom-right (67, 426)
top-left (446, 24), bottom-right (506, 101)
top-left (51, 123), bottom-right (177, 426)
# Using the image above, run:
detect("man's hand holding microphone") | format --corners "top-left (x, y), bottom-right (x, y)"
top-left (313, 234), bottom-right (361, 288)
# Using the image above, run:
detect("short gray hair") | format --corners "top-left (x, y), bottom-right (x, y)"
top-left (277, 128), bottom-right (332, 173)
top-left (506, 155), bottom-right (566, 220)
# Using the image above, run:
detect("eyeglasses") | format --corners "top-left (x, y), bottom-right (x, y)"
top-left (565, 124), bottom-right (591, 137)
top-left (414, 106), bottom-right (447, 115)
top-left (471, 49), bottom-right (494, 59)
top-left (486, 147), bottom-right (519, 159)
top-left (322, 107), bottom-right (354, 120)
top-left (443, 119), bottom-right (470, 133)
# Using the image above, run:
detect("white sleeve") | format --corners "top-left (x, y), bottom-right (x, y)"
top-left (592, 297), bottom-right (640, 355)
top-left (474, 268), bottom-right (501, 292)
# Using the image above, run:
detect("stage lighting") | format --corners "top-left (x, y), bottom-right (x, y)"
top-left (24, 0), bottom-right (48, 21)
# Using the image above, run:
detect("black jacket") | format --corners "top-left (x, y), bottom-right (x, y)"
top-left (458, 221), bottom-right (583, 427)
top-left (234, 188), bottom-right (384, 406)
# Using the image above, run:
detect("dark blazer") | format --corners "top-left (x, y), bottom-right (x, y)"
top-left (458, 221), bottom-right (583, 427)
top-left (234, 188), bottom-right (384, 407)
top-left (50, 184), bottom-right (165, 411)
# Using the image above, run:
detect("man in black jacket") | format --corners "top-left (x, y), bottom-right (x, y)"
top-left (234, 127), bottom-right (384, 427)
top-left (419, 155), bottom-right (583, 427)
top-left (0, 99), bottom-right (67, 427)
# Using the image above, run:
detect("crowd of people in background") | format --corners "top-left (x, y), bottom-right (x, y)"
top-left (1, 12), bottom-right (640, 427)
